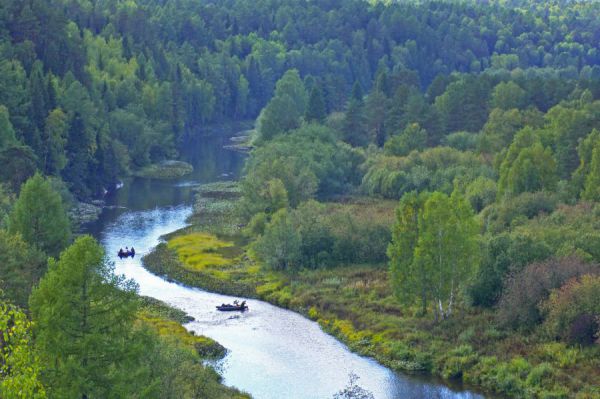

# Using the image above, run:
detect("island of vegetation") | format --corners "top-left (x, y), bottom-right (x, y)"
top-left (1, 0), bottom-right (600, 398)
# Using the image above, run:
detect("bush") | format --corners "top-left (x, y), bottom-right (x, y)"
top-left (469, 232), bottom-right (553, 308)
top-left (362, 147), bottom-right (492, 199)
top-left (481, 191), bottom-right (558, 233)
top-left (542, 274), bottom-right (600, 345)
top-left (497, 257), bottom-right (598, 330)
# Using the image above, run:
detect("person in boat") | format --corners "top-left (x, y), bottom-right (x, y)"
top-left (240, 300), bottom-right (246, 309)
top-left (130, 247), bottom-right (135, 258)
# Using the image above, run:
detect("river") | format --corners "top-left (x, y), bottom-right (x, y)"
top-left (84, 134), bottom-right (487, 399)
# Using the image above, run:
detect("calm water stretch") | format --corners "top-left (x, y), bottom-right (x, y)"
top-left (85, 135), bottom-right (487, 399)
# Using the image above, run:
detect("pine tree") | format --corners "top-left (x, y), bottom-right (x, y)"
top-left (8, 173), bottom-right (71, 257)
top-left (62, 113), bottom-right (93, 198)
top-left (304, 85), bottom-right (327, 123)
top-left (342, 82), bottom-right (367, 146)
top-left (29, 236), bottom-right (139, 399)
top-left (29, 61), bottom-right (48, 132)
top-left (0, 105), bottom-right (17, 150)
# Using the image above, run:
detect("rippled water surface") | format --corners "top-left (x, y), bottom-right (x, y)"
top-left (86, 135), bottom-right (488, 399)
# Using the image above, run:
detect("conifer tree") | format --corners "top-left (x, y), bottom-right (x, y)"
top-left (29, 236), bottom-right (139, 399)
top-left (305, 85), bottom-right (327, 123)
top-left (0, 105), bottom-right (17, 150)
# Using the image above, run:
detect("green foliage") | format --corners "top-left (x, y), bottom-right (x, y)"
top-left (387, 191), bottom-right (428, 311)
top-left (0, 184), bottom-right (13, 228)
top-left (490, 81), bottom-right (527, 110)
top-left (434, 76), bottom-right (490, 133)
top-left (383, 123), bottom-right (427, 156)
top-left (442, 131), bottom-right (479, 152)
top-left (29, 236), bottom-right (140, 399)
top-left (497, 128), bottom-right (558, 199)
top-left (362, 147), bottom-right (492, 199)
top-left (581, 144), bottom-right (600, 201)
top-left (389, 190), bottom-right (480, 319)
top-left (253, 209), bottom-right (301, 270)
top-left (0, 146), bottom-right (37, 193)
top-left (0, 300), bottom-right (46, 399)
top-left (464, 176), bottom-right (497, 213)
top-left (0, 105), bottom-right (17, 150)
top-left (481, 191), bottom-right (559, 234)
top-left (8, 173), bottom-right (71, 257)
top-left (240, 124), bottom-right (363, 218)
top-left (42, 109), bottom-right (69, 175)
top-left (469, 231), bottom-right (553, 308)
top-left (0, 231), bottom-right (46, 308)
top-left (572, 129), bottom-right (600, 198)
top-left (305, 85), bottom-right (327, 123)
top-left (479, 108), bottom-right (544, 154)
top-left (257, 69), bottom-right (307, 141)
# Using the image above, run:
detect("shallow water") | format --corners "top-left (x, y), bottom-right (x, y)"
top-left (86, 135), bottom-right (487, 399)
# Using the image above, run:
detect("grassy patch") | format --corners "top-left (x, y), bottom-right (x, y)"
top-left (168, 232), bottom-right (236, 271)
top-left (136, 295), bottom-right (227, 360)
top-left (187, 181), bottom-right (244, 236)
top-left (132, 160), bottom-right (193, 179)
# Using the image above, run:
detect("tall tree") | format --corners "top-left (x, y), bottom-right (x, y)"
top-left (253, 209), bottom-right (301, 270)
top-left (304, 85), bottom-right (327, 123)
top-left (29, 236), bottom-right (139, 399)
top-left (581, 144), bottom-right (600, 201)
top-left (387, 191), bottom-right (429, 314)
top-left (42, 109), bottom-right (69, 175)
top-left (497, 128), bottom-right (558, 198)
top-left (391, 191), bottom-right (480, 320)
top-left (342, 82), bottom-right (367, 146)
top-left (0, 231), bottom-right (46, 308)
top-left (62, 112), bottom-right (94, 198)
top-left (0, 105), bottom-right (17, 150)
top-left (8, 173), bottom-right (71, 257)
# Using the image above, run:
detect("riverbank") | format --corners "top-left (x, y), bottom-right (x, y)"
top-left (136, 296), bottom-right (249, 398)
top-left (141, 182), bottom-right (599, 399)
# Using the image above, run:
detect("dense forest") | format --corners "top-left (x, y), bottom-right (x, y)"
top-left (1, 0), bottom-right (600, 398)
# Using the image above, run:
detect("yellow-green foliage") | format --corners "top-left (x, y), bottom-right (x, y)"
top-left (536, 342), bottom-right (580, 368)
top-left (138, 312), bottom-right (226, 359)
top-left (168, 233), bottom-right (235, 271)
top-left (138, 313), bottom-right (203, 351)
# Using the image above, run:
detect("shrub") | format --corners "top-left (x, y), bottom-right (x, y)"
top-left (497, 257), bottom-right (598, 330)
top-left (469, 232), bottom-right (553, 308)
top-left (481, 191), bottom-right (558, 233)
top-left (542, 274), bottom-right (600, 345)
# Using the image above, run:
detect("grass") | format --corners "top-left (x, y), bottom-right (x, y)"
top-left (132, 160), bottom-right (193, 179)
top-left (136, 296), bottom-right (226, 359)
top-left (168, 233), bottom-right (236, 271)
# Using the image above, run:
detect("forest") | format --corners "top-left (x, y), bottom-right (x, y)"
top-left (1, 0), bottom-right (600, 398)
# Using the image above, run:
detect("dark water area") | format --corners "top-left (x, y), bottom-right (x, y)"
top-left (85, 132), bottom-right (491, 399)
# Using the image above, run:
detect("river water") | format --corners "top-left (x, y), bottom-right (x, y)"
top-left (85, 134), bottom-right (487, 399)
